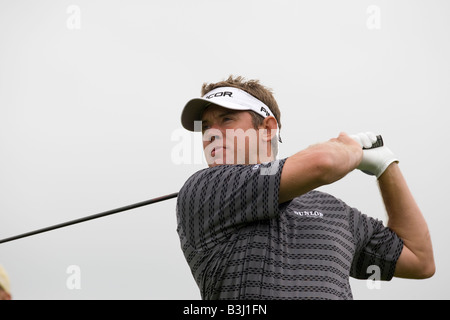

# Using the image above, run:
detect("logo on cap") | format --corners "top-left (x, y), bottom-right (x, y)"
top-left (260, 106), bottom-right (270, 117)
top-left (205, 91), bottom-right (233, 99)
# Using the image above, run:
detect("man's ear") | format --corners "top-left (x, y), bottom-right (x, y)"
top-left (260, 116), bottom-right (278, 142)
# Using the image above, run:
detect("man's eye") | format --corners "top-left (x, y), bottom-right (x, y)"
top-left (223, 117), bottom-right (232, 122)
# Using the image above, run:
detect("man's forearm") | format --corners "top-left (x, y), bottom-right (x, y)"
top-left (378, 163), bottom-right (435, 278)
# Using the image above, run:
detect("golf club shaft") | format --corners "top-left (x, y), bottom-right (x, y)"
top-left (0, 192), bottom-right (179, 244)
top-left (0, 136), bottom-right (384, 245)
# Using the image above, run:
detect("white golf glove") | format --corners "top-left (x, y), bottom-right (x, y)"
top-left (351, 132), bottom-right (399, 179)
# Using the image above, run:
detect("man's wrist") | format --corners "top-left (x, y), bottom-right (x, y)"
top-left (377, 161), bottom-right (400, 180)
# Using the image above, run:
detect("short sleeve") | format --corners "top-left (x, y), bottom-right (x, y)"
top-left (176, 159), bottom-right (286, 251)
top-left (349, 207), bottom-right (404, 280)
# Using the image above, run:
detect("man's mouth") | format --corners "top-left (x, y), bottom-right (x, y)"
top-left (211, 147), bottom-right (226, 157)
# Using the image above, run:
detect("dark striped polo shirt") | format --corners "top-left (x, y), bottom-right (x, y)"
top-left (176, 159), bottom-right (403, 299)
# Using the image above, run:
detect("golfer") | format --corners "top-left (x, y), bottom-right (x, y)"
top-left (176, 76), bottom-right (435, 299)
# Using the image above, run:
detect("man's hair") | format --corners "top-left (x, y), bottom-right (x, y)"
top-left (201, 75), bottom-right (282, 157)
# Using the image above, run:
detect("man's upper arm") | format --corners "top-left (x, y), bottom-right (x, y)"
top-left (279, 149), bottom-right (330, 203)
top-left (278, 136), bottom-right (362, 204)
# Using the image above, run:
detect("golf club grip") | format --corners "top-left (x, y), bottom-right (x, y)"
top-left (363, 135), bottom-right (383, 149)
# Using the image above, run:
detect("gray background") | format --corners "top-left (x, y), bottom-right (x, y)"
top-left (0, 0), bottom-right (448, 299)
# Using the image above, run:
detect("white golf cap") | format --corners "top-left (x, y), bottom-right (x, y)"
top-left (181, 86), bottom-right (281, 142)
top-left (0, 265), bottom-right (11, 295)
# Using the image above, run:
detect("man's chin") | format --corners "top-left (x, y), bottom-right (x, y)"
top-left (204, 150), bottom-right (256, 166)
top-left (206, 158), bottom-right (229, 167)
top-left (208, 162), bottom-right (223, 168)
top-left (205, 154), bottom-right (236, 167)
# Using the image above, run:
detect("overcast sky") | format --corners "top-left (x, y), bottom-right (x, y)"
top-left (1, 0), bottom-right (449, 299)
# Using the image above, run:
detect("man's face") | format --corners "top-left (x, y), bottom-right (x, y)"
top-left (201, 105), bottom-right (263, 167)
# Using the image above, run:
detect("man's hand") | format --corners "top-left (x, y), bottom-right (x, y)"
top-left (328, 132), bottom-right (364, 173)
top-left (350, 132), bottom-right (398, 178)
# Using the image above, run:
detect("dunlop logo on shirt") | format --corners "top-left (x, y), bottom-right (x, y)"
top-left (293, 211), bottom-right (324, 218)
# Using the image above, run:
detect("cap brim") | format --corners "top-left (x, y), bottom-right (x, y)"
top-left (181, 98), bottom-right (250, 131)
